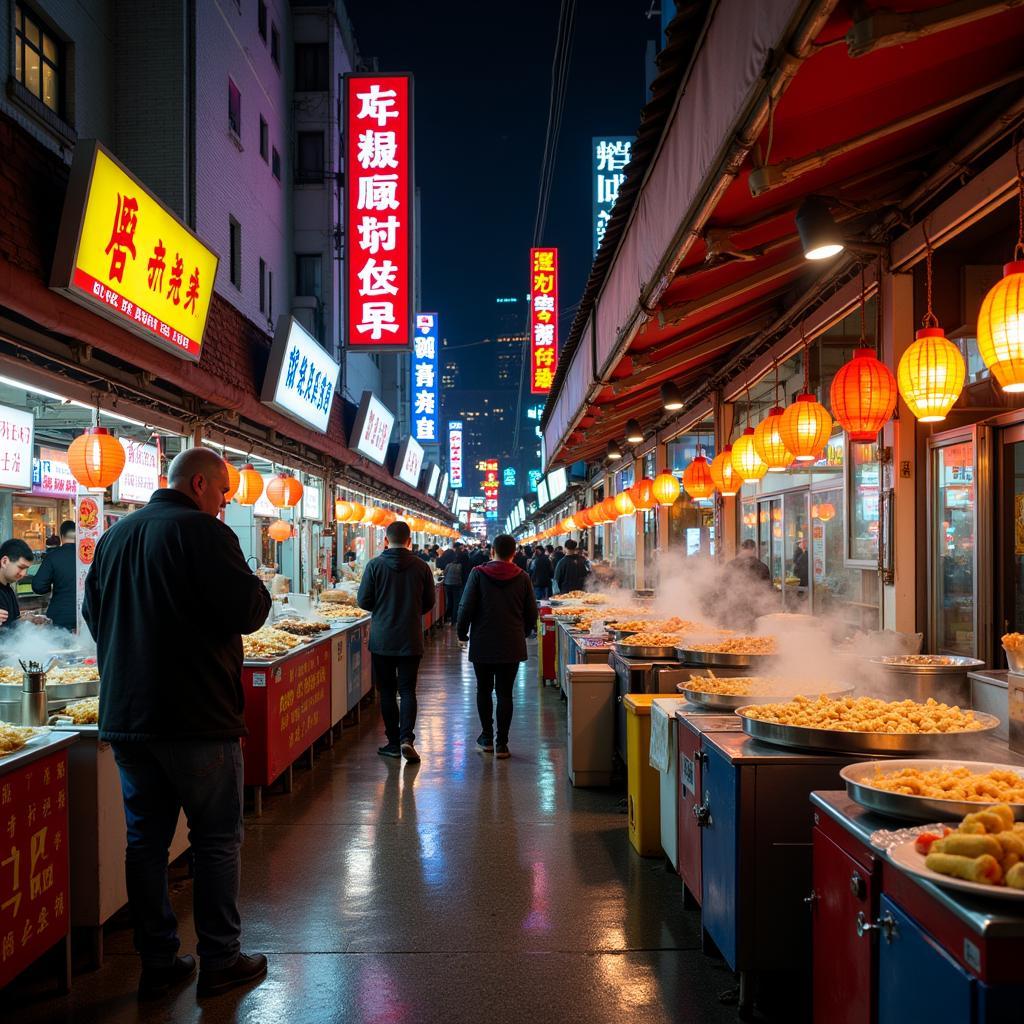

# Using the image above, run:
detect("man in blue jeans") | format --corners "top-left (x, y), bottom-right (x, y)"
top-left (82, 448), bottom-right (271, 1000)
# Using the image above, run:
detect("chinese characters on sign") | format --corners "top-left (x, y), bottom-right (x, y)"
top-left (345, 75), bottom-right (413, 348)
top-left (51, 143), bottom-right (219, 362)
top-left (261, 318), bottom-right (340, 433)
top-left (32, 447), bottom-right (77, 499)
top-left (395, 436), bottom-right (425, 488)
top-left (503, 467), bottom-right (516, 487)
top-left (411, 314), bottom-right (439, 441)
top-left (0, 405), bottom-right (34, 491)
top-left (350, 391), bottom-right (395, 467)
top-left (448, 420), bottom-right (463, 489)
top-left (112, 438), bottom-right (159, 505)
top-left (592, 137), bottom-right (632, 252)
top-left (529, 248), bottom-right (558, 395)
top-left (483, 459), bottom-right (499, 519)
top-left (528, 469), bottom-right (542, 492)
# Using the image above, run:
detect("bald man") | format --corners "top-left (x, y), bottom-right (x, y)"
top-left (82, 447), bottom-right (271, 999)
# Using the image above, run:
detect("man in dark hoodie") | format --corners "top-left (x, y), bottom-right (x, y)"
top-left (554, 538), bottom-right (590, 594)
top-left (357, 520), bottom-right (436, 763)
top-left (457, 534), bottom-right (538, 759)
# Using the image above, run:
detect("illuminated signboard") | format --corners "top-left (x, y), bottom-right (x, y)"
top-left (395, 436), bottom-right (425, 487)
top-left (547, 467), bottom-right (567, 500)
top-left (261, 317), bottom-right (340, 433)
top-left (112, 438), bottom-right (159, 505)
top-left (0, 404), bottom-right (33, 490)
top-left (503, 466), bottom-right (516, 487)
top-left (438, 472), bottom-right (449, 505)
top-left (482, 458), bottom-right (499, 514)
top-left (411, 313), bottom-right (439, 441)
top-left (344, 74), bottom-right (413, 348)
top-left (592, 137), bottom-right (632, 252)
top-left (536, 478), bottom-right (550, 507)
top-left (51, 141), bottom-right (218, 362)
top-left (528, 468), bottom-right (542, 492)
top-left (32, 446), bottom-right (76, 498)
top-left (426, 463), bottom-right (441, 497)
top-left (350, 390), bottom-right (395, 466)
top-left (448, 420), bottom-right (463, 488)
top-left (529, 247), bottom-right (558, 394)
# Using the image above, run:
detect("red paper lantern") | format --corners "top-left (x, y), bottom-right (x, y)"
top-left (266, 472), bottom-right (303, 509)
top-left (682, 456), bottom-right (713, 500)
top-left (267, 519), bottom-right (292, 542)
top-left (67, 427), bottom-right (125, 489)
top-left (829, 348), bottom-right (897, 442)
top-left (235, 464), bottom-right (264, 506)
top-left (632, 477), bottom-right (656, 511)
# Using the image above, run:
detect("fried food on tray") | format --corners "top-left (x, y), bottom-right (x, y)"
top-left (62, 697), bottom-right (99, 724)
top-left (315, 603), bottom-right (367, 620)
top-left (274, 618), bottom-right (331, 636)
top-left (686, 636), bottom-right (776, 656)
top-left (1002, 632), bottom-right (1024, 653)
top-left (0, 667), bottom-right (21, 684)
top-left (0, 723), bottom-right (35, 755)
top-left (868, 765), bottom-right (1024, 805)
top-left (320, 589), bottom-right (357, 604)
top-left (743, 695), bottom-right (986, 734)
top-left (620, 631), bottom-right (684, 647)
top-left (242, 627), bottom-right (303, 658)
top-left (556, 590), bottom-right (598, 602)
top-left (48, 666), bottom-right (100, 685)
top-left (921, 803), bottom-right (1024, 888)
top-left (685, 675), bottom-right (830, 697)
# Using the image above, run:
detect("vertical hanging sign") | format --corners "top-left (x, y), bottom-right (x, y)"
top-left (75, 492), bottom-right (104, 637)
top-left (592, 137), bottom-right (632, 252)
top-left (448, 420), bottom-right (463, 489)
top-left (529, 247), bottom-right (558, 394)
top-left (344, 73), bottom-right (414, 348)
top-left (483, 459), bottom-right (499, 519)
top-left (411, 313), bottom-right (439, 441)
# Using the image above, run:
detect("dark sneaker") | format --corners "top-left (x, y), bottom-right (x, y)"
top-left (197, 953), bottom-right (268, 997)
top-left (401, 741), bottom-right (421, 763)
top-left (476, 734), bottom-right (494, 752)
top-left (495, 743), bottom-right (510, 759)
top-left (378, 744), bottom-right (401, 758)
top-left (138, 955), bottom-right (196, 1000)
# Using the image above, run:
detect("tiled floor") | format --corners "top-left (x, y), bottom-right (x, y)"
top-left (11, 630), bottom-right (744, 1023)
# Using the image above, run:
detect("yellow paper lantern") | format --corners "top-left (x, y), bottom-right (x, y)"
top-left (779, 394), bottom-right (832, 462)
top-left (710, 446), bottom-right (741, 497)
top-left (651, 472), bottom-right (681, 506)
top-left (335, 499), bottom-right (354, 522)
top-left (730, 428), bottom-right (768, 481)
top-left (235, 464), bottom-right (264, 506)
top-left (896, 327), bottom-right (966, 423)
top-left (67, 427), bottom-right (126, 489)
top-left (977, 260), bottom-right (1024, 391)
top-left (560, 515), bottom-right (577, 533)
top-left (752, 406), bottom-right (793, 472)
top-left (613, 491), bottom-right (635, 517)
top-left (682, 455), bottom-right (713, 500)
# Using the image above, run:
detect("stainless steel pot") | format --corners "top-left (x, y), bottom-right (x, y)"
top-left (867, 655), bottom-right (985, 706)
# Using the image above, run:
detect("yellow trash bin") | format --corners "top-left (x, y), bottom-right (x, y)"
top-left (623, 694), bottom-right (662, 857)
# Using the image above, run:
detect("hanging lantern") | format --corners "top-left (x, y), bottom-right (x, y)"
top-left (348, 501), bottom-right (365, 523)
top-left (359, 505), bottom-right (377, 524)
top-left (682, 455), bottom-right (713, 500)
top-left (600, 495), bottom-right (618, 520)
top-left (632, 478), bottom-right (656, 511)
top-left (379, 509), bottom-right (396, 527)
top-left (267, 519), bottom-right (292, 542)
top-left (897, 328), bottom-right (966, 423)
top-left (710, 446), bottom-right (741, 497)
top-left (67, 427), bottom-right (126, 490)
top-left (575, 508), bottom-right (594, 529)
top-left (613, 491), bottom-right (635, 517)
top-left (779, 394), bottom-right (832, 462)
top-left (731, 428), bottom-right (767, 481)
top-left (830, 348), bottom-right (898, 442)
top-left (652, 471), bottom-right (681, 506)
top-left (235, 464), bottom-right (264, 505)
top-left (266, 472), bottom-right (303, 509)
top-left (977, 261), bottom-right (1024, 391)
top-left (560, 515), bottom-right (577, 533)
top-left (815, 502), bottom-right (836, 522)
top-left (407, 516), bottom-right (424, 532)
top-left (335, 499), bottom-right (354, 522)
top-left (753, 407), bottom-right (793, 473)
top-left (224, 462), bottom-right (240, 501)
top-left (157, 474), bottom-right (168, 490)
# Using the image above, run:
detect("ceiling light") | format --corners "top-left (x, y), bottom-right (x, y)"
top-left (624, 419), bottom-right (644, 444)
top-left (796, 197), bottom-right (844, 261)
top-left (0, 374), bottom-right (67, 402)
top-left (661, 382), bottom-right (683, 411)
top-left (606, 441), bottom-right (623, 460)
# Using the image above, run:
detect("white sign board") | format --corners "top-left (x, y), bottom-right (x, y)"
top-left (351, 391), bottom-right (395, 466)
top-left (547, 467), bottom-right (567, 500)
top-left (426, 463), bottom-right (440, 497)
top-left (261, 317), bottom-right (340, 433)
top-left (0, 404), bottom-right (33, 490)
top-left (438, 472), bottom-right (449, 506)
top-left (395, 436), bottom-right (424, 487)
top-left (300, 480), bottom-right (323, 521)
top-left (537, 478), bottom-right (550, 507)
top-left (113, 438), bottom-right (160, 504)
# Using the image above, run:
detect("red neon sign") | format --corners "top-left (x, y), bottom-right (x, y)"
top-left (530, 247), bottom-right (558, 394)
top-left (345, 74), bottom-right (414, 348)
top-left (483, 458), bottom-right (499, 513)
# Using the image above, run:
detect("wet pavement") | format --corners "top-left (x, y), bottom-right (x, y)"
top-left (12, 630), bottom-right (741, 1023)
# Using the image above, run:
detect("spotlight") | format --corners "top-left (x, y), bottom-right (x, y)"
top-left (796, 197), bottom-right (844, 261)
top-left (624, 419), bottom-right (644, 444)
top-left (661, 382), bottom-right (683, 411)
top-left (606, 441), bottom-right (623, 460)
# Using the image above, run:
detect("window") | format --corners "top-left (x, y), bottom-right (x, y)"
top-left (268, 269), bottom-right (273, 321)
top-left (295, 255), bottom-right (322, 299)
top-left (14, 3), bottom-right (62, 115)
top-left (259, 115), bottom-right (268, 162)
top-left (229, 217), bottom-right (241, 289)
top-left (296, 132), bottom-right (324, 183)
top-left (294, 43), bottom-right (328, 91)
top-left (228, 78), bottom-right (241, 139)
top-left (271, 146), bottom-right (281, 181)
top-left (259, 258), bottom-right (266, 313)
top-left (270, 23), bottom-right (280, 68)
top-left (257, 0), bottom-right (267, 41)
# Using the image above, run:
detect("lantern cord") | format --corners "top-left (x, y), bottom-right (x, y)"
top-left (859, 265), bottom-right (868, 344)
top-left (921, 221), bottom-right (938, 329)
top-left (802, 327), bottom-right (811, 393)
top-left (1015, 135), bottom-right (1024, 260)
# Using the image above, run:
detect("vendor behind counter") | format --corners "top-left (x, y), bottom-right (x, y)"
top-left (0, 538), bottom-right (34, 629)
top-left (30, 519), bottom-right (76, 632)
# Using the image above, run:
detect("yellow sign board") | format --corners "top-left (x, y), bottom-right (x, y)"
top-left (51, 141), bottom-right (219, 362)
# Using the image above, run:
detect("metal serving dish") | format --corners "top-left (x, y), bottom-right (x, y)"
top-left (736, 708), bottom-right (1001, 755)
top-left (869, 655), bottom-right (985, 707)
top-left (676, 645), bottom-right (777, 669)
top-left (841, 759), bottom-right (1024, 822)
top-left (610, 628), bottom-right (639, 641)
top-left (678, 683), bottom-right (851, 711)
top-left (612, 641), bottom-right (680, 660)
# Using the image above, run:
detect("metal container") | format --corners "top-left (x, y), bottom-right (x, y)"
top-left (612, 641), bottom-right (679, 659)
top-left (736, 707), bottom-right (1000, 755)
top-left (610, 628), bottom-right (639, 641)
top-left (868, 655), bottom-right (984, 706)
top-left (678, 683), bottom-right (851, 711)
top-left (675, 645), bottom-right (776, 669)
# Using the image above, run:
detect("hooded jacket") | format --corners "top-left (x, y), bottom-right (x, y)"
top-left (457, 560), bottom-right (538, 664)
top-left (554, 552), bottom-right (590, 594)
top-left (357, 546), bottom-right (436, 656)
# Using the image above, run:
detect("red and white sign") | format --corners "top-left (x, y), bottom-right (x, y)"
top-left (75, 493), bottom-right (103, 636)
top-left (350, 391), bottom-right (395, 467)
top-left (448, 420), bottom-right (463, 489)
top-left (483, 458), bottom-right (499, 513)
top-left (345, 74), bottom-right (413, 348)
top-left (0, 404), bottom-right (33, 491)
top-left (32, 447), bottom-right (76, 499)
top-left (529, 247), bottom-right (558, 394)
top-left (112, 438), bottom-right (159, 505)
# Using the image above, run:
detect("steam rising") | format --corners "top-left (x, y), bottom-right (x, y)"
top-left (0, 620), bottom-right (95, 666)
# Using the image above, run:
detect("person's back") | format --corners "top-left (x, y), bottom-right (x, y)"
top-left (31, 525), bottom-right (77, 630)
top-left (554, 544), bottom-right (589, 593)
top-left (529, 551), bottom-right (553, 586)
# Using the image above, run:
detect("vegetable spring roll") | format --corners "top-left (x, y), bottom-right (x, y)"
top-left (1006, 863), bottom-right (1024, 890)
top-left (940, 833), bottom-right (1003, 859)
top-left (962, 810), bottom-right (1010, 834)
top-left (925, 852), bottom-right (1002, 885)
top-left (995, 832), bottom-right (1024, 859)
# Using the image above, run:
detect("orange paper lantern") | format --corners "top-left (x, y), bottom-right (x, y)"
top-left (652, 471), bottom-right (681, 506)
top-left (730, 428), bottom-right (767, 482)
top-left (267, 519), bottom-right (292, 542)
top-left (575, 508), bottom-right (593, 528)
top-left (224, 461), bottom-right (240, 501)
top-left (977, 261), bottom-right (1024, 391)
top-left (752, 407), bottom-right (793, 472)
top-left (779, 394), bottom-right (832, 462)
top-left (830, 348), bottom-right (897, 442)
top-left (407, 516), bottom-right (424, 532)
top-left (814, 502), bottom-right (836, 522)
top-left (632, 478), bottom-right (657, 511)
top-left (266, 472), bottom-right (303, 509)
top-left (235, 464), bottom-right (264, 505)
top-left (600, 496), bottom-right (618, 520)
top-left (613, 491), bottom-right (635, 517)
top-left (335, 499), bottom-right (354, 522)
top-left (157, 474), bottom-right (168, 490)
top-left (682, 455), bottom-right (714, 500)
top-left (560, 515), bottom-right (577, 533)
top-left (348, 502), bottom-right (365, 522)
top-left (710, 446), bottom-right (741, 497)
top-left (67, 427), bottom-right (126, 489)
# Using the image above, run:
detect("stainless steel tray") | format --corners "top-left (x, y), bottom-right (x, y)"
top-left (841, 759), bottom-right (1024, 821)
top-left (610, 628), bottom-right (639, 641)
top-left (612, 641), bottom-right (679, 659)
top-left (0, 679), bottom-right (100, 700)
top-left (736, 708), bottom-right (1002, 755)
top-left (678, 685), bottom-right (851, 711)
top-left (676, 646), bottom-right (776, 668)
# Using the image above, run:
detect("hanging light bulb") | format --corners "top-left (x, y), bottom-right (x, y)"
top-left (624, 419), bottom-right (644, 444)
top-left (661, 382), bottom-right (683, 410)
top-left (710, 446), bottom-right (741, 497)
top-left (606, 441), bottom-right (623, 461)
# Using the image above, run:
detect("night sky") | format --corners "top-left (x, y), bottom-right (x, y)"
top-left (349, 1), bottom-right (657, 384)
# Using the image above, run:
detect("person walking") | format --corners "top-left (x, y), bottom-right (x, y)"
top-left (528, 546), bottom-right (553, 601)
top-left (554, 539), bottom-right (590, 593)
top-left (31, 519), bottom-right (76, 631)
top-left (357, 520), bottom-right (436, 762)
top-left (457, 534), bottom-right (537, 759)
top-left (81, 448), bottom-right (272, 1000)
top-left (469, 543), bottom-right (490, 569)
top-left (442, 548), bottom-right (464, 625)
top-left (512, 545), bottom-right (529, 572)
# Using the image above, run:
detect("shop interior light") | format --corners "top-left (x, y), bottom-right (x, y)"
top-left (235, 464), bottom-right (264, 505)
top-left (606, 441), bottom-right (623, 460)
top-left (796, 196), bottom-right (844, 261)
top-left (652, 471), bottom-right (681, 506)
top-left (709, 446), bottom-right (741, 497)
top-left (68, 426), bottom-right (126, 490)
top-left (202, 438), bottom-right (252, 458)
top-left (682, 453), bottom-right (714, 500)
top-left (624, 419), bottom-right (644, 444)
top-left (661, 382), bottom-right (684, 411)
top-left (0, 374), bottom-right (68, 402)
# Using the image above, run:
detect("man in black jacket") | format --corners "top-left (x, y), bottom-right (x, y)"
top-left (31, 519), bottom-right (76, 631)
top-left (457, 534), bottom-right (537, 759)
top-left (357, 520), bottom-right (436, 763)
top-left (554, 539), bottom-right (590, 594)
top-left (528, 547), bottom-right (554, 600)
top-left (469, 543), bottom-right (490, 568)
top-left (82, 448), bottom-right (271, 1000)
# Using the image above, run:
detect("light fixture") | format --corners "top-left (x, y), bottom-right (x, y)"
top-left (710, 446), bottom-right (741, 497)
top-left (267, 519), bottom-right (292, 542)
top-left (814, 502), bottom-right (836, 522)
top-left (661, 382), bottom-right (683, 411)
top-left (652, 472), bottom-right (681, 506)
top-left (606, 440), bottom-right (623, 460)
top-left (624, 419), bottom-right (644, 444)
top-left (731, 428), bottom-right (767, 481)
top-left (613, 491), bottom-right (635, 517)
top-left (796, 197), bottom-right (844, 260)
top-left (67, 426), bottom-right (126, 490)
top-left (831, 348), bottom-right (897, 442)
